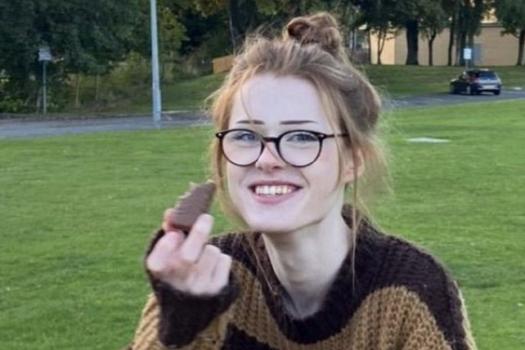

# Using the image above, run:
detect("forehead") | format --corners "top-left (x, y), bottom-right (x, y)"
top-left (229, 73), bottom-right (330, 129)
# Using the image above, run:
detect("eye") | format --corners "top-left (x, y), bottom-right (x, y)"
top-left (228, 130), bottom-right (258, 143)
top-left (285, 131), bottom-right (319, 143)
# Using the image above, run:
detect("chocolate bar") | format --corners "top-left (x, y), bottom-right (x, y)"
top-left (171, 181), bottom-right (216, 232)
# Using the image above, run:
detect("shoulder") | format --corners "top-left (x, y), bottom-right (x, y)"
top-left (360, 226), bottom-right (452, 286)
top-left (356, 224), bottom-right (474, 349)
top-left (358, 225), bottom-right (457, 301)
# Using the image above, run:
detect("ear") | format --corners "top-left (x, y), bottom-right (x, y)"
top-left (342, 148), bottom-right (365, 184)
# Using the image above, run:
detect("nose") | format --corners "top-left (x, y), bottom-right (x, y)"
top-left (255, 141), bottom-right (286, 171)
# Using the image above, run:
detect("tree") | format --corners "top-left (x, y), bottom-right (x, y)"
top-left (158, 5), bottom-right (187, 81)
top-left (0, 0), bottom-right (142, 112)
top-left (0, 0), bottom-right (39, 107)
top-left (388, 0), bottom-right (427, 65)
top-left (351, 0), bottom-right (397, 65)
top-left (193, 0), bottom-right (263, 51)
top-left (420, 0), bottom-right (448, 65)
top-left (442, 0), bottom-right (461, 66)
top-left (192, 0), bottom-right (345, 52)
top-left (495, 0), bottom-right (525, 65)
top-left (454, 0), bottom-right (485, 65)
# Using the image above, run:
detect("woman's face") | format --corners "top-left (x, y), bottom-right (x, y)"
top-left (225, 73), bottom-right (354, 233)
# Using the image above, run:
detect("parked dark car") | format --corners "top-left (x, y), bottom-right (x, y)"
top-left (449, 69), bottom-right (502, 95)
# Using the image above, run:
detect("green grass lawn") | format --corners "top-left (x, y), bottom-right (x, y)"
top-left (1, 100), bottom-right (524, 349)
top-left (361, 64), bottom-right (525, 97)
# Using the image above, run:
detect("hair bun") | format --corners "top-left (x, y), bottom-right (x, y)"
top-left (285, 13), bottom-right (343, 57)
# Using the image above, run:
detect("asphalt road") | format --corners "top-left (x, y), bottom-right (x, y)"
top-left (1, 89), bottom-right (524, 139)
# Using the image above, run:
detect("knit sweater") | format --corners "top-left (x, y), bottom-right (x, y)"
top-left (128, 207), bottom-right (477, 350)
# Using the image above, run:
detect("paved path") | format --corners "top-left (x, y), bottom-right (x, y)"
top-left (388, 88), bottom-right (525, 108)
top-left (1, 89), bottom-right (524, 139)
top-left (0, 113), bottom-right (208, 139)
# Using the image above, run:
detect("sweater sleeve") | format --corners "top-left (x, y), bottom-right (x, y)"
top-left (129, 229), bottom-right (239, 350)
top-left (394, 255), bottom-right (478, 350)
top-left (399, 283), bottom-right (477, 350)
top-left (368, 233), bottom-right (477, 350)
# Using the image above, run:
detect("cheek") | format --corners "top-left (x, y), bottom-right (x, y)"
top-left (225, 164), bottom-right (243, 198)
top-left (314, 146), bottom-right (341, 183)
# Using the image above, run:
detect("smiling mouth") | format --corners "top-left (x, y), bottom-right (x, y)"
top-left (250, 184), bottom-right (301, 196)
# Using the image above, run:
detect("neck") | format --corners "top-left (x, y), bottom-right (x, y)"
top-left (262, 205), bottom-right (351, 318)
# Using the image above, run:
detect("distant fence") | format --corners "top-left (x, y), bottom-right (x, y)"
top-left (212, 55), bottom-right (234, 74)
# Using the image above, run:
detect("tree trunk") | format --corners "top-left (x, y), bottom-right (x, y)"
top-left (405, 20), bottom-right (419, 65)
top-left (455, 30), bottom-right (466, 66)
top-left (95, 75), bottom-right (100, 103)
top-left (467, 32), bottom-right (474, 48)
top-left (75, 74), bottom-right (81, 108)
top-left (227, 0), bottom-right (241, 52)
top-left (518, 29), bottom-right (525, 66)
top-left (448, 13), bottom-right (456, 66)
top-left (428, 32), bottom-right (436, 66)
top-left (377, 30), bottom-right (387, 65)
top-left (367, 31), bottom-right (372, 64)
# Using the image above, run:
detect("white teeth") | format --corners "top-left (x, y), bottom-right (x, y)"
top-left (254, 185), bottom-right (295, 196)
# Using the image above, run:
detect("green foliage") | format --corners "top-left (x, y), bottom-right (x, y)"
top-left (65, 53), bottom-right (151, 111)
top-left (419, 1), bottom-right (449, 39)
top-left (494, 0), bottom-right (525, 65)
top-left (495, 0), bottom-right (525, 35)
top-left (0, 0), bottom-right (142, 112)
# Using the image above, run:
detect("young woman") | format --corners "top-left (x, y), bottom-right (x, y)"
top-left (128, 13), bottom-right (477, 350)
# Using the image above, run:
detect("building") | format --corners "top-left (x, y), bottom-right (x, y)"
top-left (370, 22), bottom-right (520, 66)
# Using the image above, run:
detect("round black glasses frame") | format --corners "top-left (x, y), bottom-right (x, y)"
top-left (215, 128), bottom-right (349, 168)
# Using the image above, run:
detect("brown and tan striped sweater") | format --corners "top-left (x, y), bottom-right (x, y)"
top-left (128, 209), bottom-right (477, 350)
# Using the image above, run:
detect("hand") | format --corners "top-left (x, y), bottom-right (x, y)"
top-left (146, 211), bottom-right (232, 296)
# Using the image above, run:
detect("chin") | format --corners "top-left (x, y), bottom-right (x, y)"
top-left (241, 213), bottom-right (288, 232)
top-left (241, 210), bottom-right (307, 233)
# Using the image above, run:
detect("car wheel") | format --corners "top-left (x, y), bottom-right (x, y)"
top-left (494, 89), bottom-right (501, 95)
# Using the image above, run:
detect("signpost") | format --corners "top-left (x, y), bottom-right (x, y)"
top-left (463, 47), bottom-right (472, 69)
top-left (38, 47), bottom-right (53, 114)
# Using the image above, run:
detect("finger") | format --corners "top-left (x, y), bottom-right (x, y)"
top-left (146, 231), bottom-right (185, 274)
top-left (179, 214), bottom-right (213, 263)
top-left (210, 254), bottom-right (232, 293)
top-left (162, 208), bottom-right (177, 231)
top-left (194, 245), bottom-right (222, 281)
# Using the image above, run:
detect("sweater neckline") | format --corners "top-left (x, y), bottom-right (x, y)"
top-left (250, 207), bottom-right (382, 343)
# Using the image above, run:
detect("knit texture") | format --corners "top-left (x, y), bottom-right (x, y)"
top-left (128, 207), bottom-right (477, 350)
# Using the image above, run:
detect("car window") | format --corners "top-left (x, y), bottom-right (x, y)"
top-left (479, 71), bottom-right (496, 78)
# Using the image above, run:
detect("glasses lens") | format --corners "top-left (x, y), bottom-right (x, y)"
top-left (280, 131), bottom-right (321, 166)
top-left (222, 129), bottom-right (262, 165)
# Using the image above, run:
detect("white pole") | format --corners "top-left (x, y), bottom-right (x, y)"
top-left (150, 0), bottom-right (162, 126)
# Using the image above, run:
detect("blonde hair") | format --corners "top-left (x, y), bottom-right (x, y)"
top-left (208, 12), bottom-right (389, 235)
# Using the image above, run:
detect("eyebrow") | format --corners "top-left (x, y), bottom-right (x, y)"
top-left (235, 119), bottom-right (318, 125)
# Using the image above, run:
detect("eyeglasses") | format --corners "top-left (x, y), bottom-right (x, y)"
top-left (215, 128), bottom-right (348, 167)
